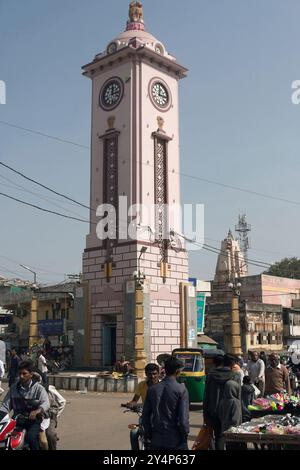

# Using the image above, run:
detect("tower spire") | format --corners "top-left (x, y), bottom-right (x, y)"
top-left (127, 1), bottom-right (145, 31)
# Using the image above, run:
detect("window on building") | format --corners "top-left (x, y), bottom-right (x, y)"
top-left (61, 309), bottom-right (65, 320)
top-left (53, 311), bottom-right (56, 320)
top-left (66, 308), bottom-right (69, 320)
top-left (45, 310), bottom-right (49, 320)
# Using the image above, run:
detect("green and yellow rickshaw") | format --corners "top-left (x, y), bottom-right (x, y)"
top-left (172, 348), bottom-right (206, 402)
top-left (172, 348), bottom-right (225, 403)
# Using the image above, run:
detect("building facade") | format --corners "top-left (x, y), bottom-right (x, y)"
top-left (208, 244), bottom-right (300, 354)
top-left (240, 275), bottom-right (300, 308)
top-left (82, 2), bottom-right (189, 367)
top-left (283, 299), bottom-right (300, 349)
top-left (0, 283), bottom-right (76, 350)
top-left (205, 301), bottom-right (283, 354)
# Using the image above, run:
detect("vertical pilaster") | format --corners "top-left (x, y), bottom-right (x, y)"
top-left (135, 283), bottom-right (147, 377)
top-left (29, 296), bottom-right (39, 349)
top-left (230, 296), bottom-right (242, 355)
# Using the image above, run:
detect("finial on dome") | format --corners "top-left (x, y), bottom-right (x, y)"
top-left (126, 1), bottom-right (145, 31)
top-left (129, 1), bottom-right (144, 23)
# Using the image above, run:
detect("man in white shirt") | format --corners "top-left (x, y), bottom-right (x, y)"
top-left (246, 351), bottom-right (265, 397)
top-left (32, 372), bottom-right (66, 450)
top-left (37, 350), bottom-right (48, 388)
top-left (0, 359), bottom-right (5, 394)
top-left (46, 384), bottom-right (66, 450)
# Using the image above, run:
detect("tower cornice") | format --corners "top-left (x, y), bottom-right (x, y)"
top-left (82, 45), bottom-right (188, 80)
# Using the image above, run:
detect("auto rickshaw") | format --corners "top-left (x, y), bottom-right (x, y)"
top-left (172, 348), bottom-right (206, 402)
top-left (172, 348), bottom-right (225, 403)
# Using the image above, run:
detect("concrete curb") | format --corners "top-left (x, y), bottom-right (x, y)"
top-left (49, 375), bottom-right (138, 393)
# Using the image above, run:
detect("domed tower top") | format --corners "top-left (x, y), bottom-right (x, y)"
top-left (84, 0), bottom-right (188, 79)
top-left (98, 1), bottom-right (176, 61)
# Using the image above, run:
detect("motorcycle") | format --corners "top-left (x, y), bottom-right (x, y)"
top-left (46, 352), bottom-right (73, 374)
top-left (46, 359), bottom-right (62, 374)
top-left (121, 404), bottom-right (148, 450)
top-left (0, 414), bottom-right (28, 450)
top-left (46, 358), bottom-right (70, 374)
top-left (0, 400), bottom-right (43, 451)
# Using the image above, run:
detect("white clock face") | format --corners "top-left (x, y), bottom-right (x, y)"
top-left (107, 42), bottom-right (117, 54)
top-left (100, 78), bottom-right (124, 110)
top-left (152, 82), bottom-right (169, 108)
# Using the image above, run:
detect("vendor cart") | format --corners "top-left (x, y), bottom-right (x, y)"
top-left (224, 415), bottom-right (300, 450)
top-left (224, 430), bottom-right (300, 449)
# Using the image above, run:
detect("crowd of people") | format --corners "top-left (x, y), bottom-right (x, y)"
top-left (0, 346), bottom-right (65, 450)
top-left (0, 346), bottom-right (296, 451)
top-left (203, 351), bottom-right (293, 450)
top-left (125, 350), bottom-right (294, 451)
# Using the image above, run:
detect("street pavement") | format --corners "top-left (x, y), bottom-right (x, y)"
top-left (0, 385), bottom-right (203, 450)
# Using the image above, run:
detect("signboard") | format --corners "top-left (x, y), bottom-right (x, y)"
top-left (0, 340), bottom-right (6, 365)
top-left (188, 327), bottom-right (196, 348)
top-left (38, 320), bottom-right (64, 336)
top-left (75, 287), bottom-right (83, 298)
top-left (188, 278), bottom-right (197, 287)
top-left (0, 315), bottom-right (12, 325)
top-left (126, 281), bottom-right (135, 294)
top-left (184, 284), bottom-right (197, 349)
top-left (188, 285), bottom-right (196, 298)
top-left (196, 293), bottom-right (206, 334)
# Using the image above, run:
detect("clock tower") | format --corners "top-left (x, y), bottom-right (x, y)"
top-left (82, 2), bottom-right (189, 367)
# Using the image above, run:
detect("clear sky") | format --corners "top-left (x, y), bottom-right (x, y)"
top-left (0, 0), bottom-right (300, 284)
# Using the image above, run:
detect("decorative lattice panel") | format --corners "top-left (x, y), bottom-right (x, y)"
top-left (103, 136), bottom-right (118, 257)
top-left (154, 138), bottom-right (168, 263)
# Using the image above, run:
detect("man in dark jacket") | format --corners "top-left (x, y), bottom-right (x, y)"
top-left (142, 357), bottom-right (189, 450)
top-left (218, 380), bottom-right (242, 433)
top-left (8, 347), bottom-right (20, 387)
top-left (241, 376), bottom-right (256, 423)
top-left (203, 354), bottom-right (241, 450)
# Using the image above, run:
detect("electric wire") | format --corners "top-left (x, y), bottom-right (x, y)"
top-left (0, 120), bottom-right (89, 150)
top-left (0, 174), bottom-right (89, 219)
top-left (0, 191), bottom-right (91, 224)
top-left (1, 119), bottom-right (300, 207)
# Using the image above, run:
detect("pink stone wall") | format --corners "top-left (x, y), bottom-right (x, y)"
top-left (241, 274), bottom-right (300, 308)
top-left (261, 275), bottom-right (300, 308)
top-left (83, 242), bottom-right (188, 367)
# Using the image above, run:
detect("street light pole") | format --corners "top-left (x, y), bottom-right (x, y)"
top-left (19, 265), bottom-right (37, 287)
top-left (228, 278), bottom-right (242, 356)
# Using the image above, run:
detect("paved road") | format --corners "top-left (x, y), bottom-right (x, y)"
top-left (0, 385), bottom-right (203, 450)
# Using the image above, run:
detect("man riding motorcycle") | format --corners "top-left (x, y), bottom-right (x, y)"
top-left (126, 363), bottom-right (160, 450)
top-left (0, 360), bottom-right (50, 450)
